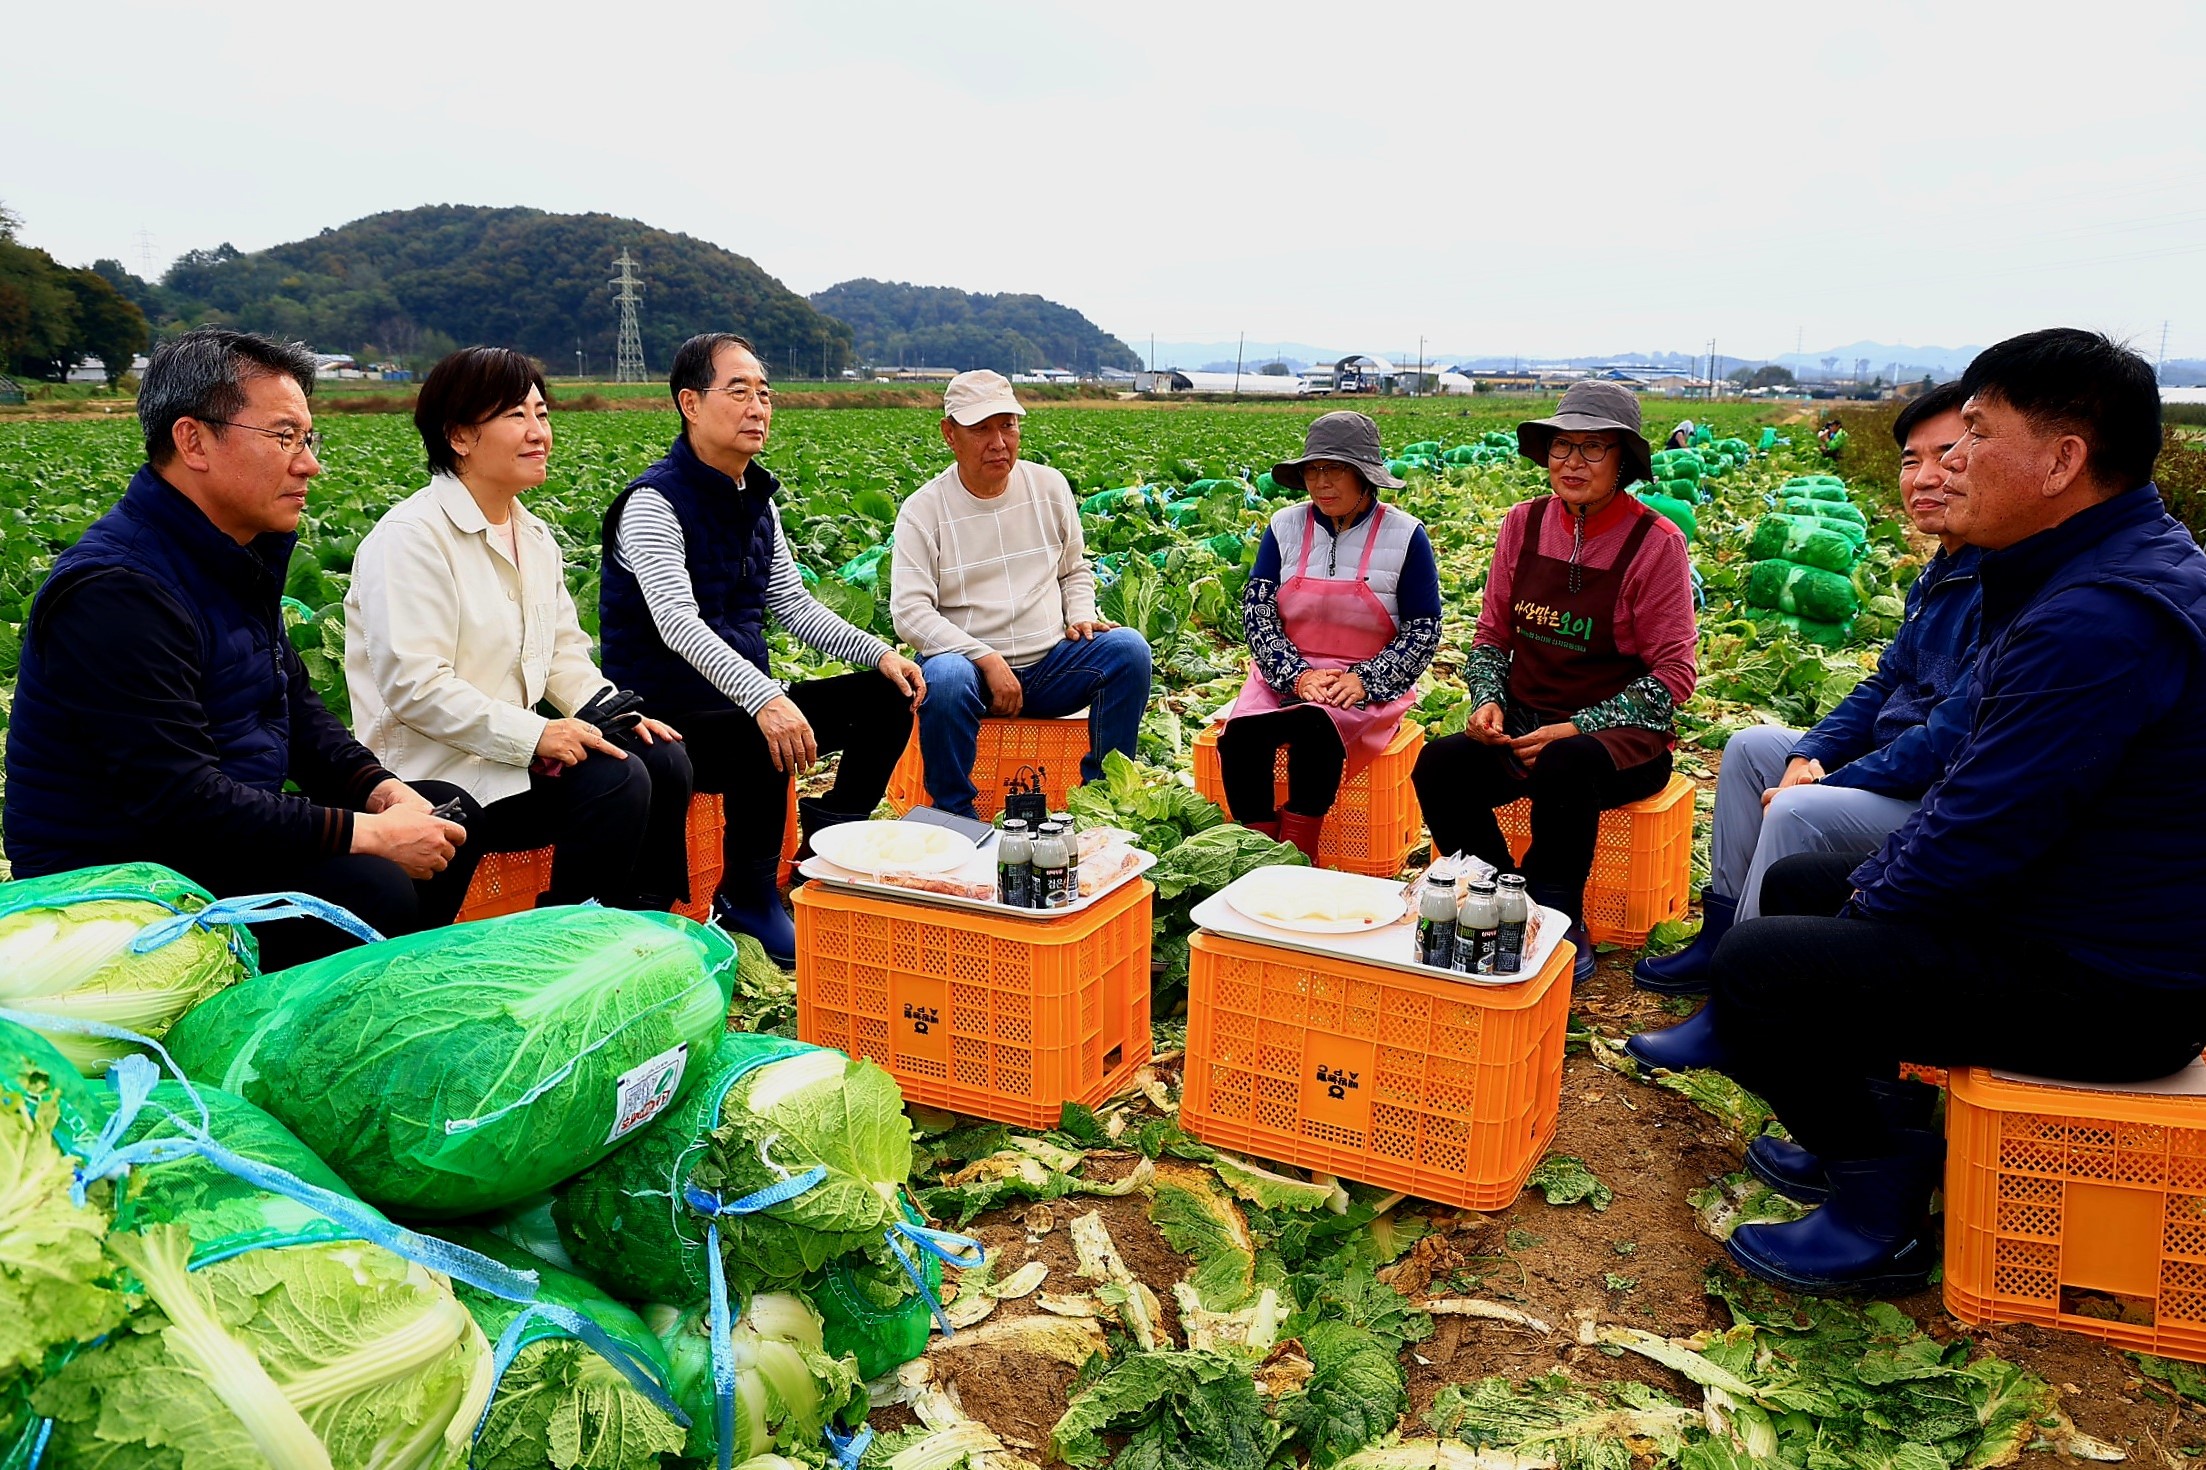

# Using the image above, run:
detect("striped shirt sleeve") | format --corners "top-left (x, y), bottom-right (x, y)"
top-left (613, 489), bottom-right (784, 715)
top-left (758, 502), bottom-right (894, 675)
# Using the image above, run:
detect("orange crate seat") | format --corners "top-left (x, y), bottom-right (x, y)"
top-left (1180, 927), bottom-right (1574, 1211)
top-left (793, 877), bottom-right (1153, 1128)
top-left (456, 790), bottom-right (776, 923)
top-left (1191, 720), bottom-right (1426, 877)
top-left (1944, 1063), bottom-right (2206, 1363)
top-left (1495, 771), bottom-right (1693, 947)
top-left (884, 714), bottom-right (1088, 821)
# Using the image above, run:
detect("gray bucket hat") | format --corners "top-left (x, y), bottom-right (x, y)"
top-left (1517, 381), bottom-right (1654, 489)
top-left (1271, 411), bottom-right (1405, 493)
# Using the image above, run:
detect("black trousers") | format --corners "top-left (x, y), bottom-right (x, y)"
top-left (1712, 852), bottom-right (2206, 1163)
top-left (672, 671), bottom-right (914, 865)
top-left (1215, 706), bottom-right (1346, 821)
top-left (194, 778), bottom-right (479, 973)
top-left (471, 736), bottom-right (694, 910)
top-left (1411, 731), bottom-right (1671, 921)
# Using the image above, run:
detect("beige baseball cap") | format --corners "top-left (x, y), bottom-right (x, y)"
top-left (942, 369), bottom-right (1026, 426)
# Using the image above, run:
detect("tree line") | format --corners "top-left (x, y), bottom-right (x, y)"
top-left (0, 205), bottom-right (151, 385)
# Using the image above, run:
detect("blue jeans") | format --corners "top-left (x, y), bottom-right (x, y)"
top-left (916, 629), bottom-right (1153, 816)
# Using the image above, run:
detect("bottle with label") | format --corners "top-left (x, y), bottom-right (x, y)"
top-left (1492, 874), bottom-right (1530, 974)
top-left (1415, 877), bottom-right (1457, 968)
top-left (1050, 811), bottom-right (1079, 900)
top-left (1454, 879), bottom-right (1500, 974)
top-left (997, 819), bottom-right (1033, 908)
top-left (1031, 822), bottom-right (1072, 910)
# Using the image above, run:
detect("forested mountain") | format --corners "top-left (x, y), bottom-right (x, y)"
top-left (116, 205), bottom-right (852, 376)
top-left (810, 279), bottom-right (1139, 374)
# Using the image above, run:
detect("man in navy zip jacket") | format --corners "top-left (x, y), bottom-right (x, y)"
top-left (4, 329), bottom-right (474, 967)
top-left (1684, 329), bottom-right (2206, 1298)
top-left (1634, 381), bottom-right (1982, 996)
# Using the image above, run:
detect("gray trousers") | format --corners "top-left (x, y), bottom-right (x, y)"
top-left (1713, 723), bottom-right (1921, 921)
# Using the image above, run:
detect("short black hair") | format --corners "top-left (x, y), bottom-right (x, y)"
top-left (1891, 379), bottom-right (1970, 448)
top-left (1959, 328), bottom-right (2161, 492)
top-left (413, 347), bottom-right (547, 477)
top-left (668, 332), bottom-right (760, 428)
top-left (140, 327), bottom-right (316, 465)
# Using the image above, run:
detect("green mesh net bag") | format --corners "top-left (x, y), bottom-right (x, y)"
top-left (1746, 558), bottom-right (1863, 625)
top-left (1747, 514), bottom-right (1862, 573)
top-left (165, 907), bottom-right (737, 1218)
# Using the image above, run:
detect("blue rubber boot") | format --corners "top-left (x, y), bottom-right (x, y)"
top-left (1632, 891), bottom-right (1737, 995)
top-left (1725, 1133), bottom-right (1942, 1296)
top-left (714, 857), bottom-right (796, 970)
top-left (1564, 920), bottom-right (1595, 984)
top-left (1623, 1002), bottom-right (1733, 1072)
top-left (1745, 1078), bottom-right (1944, 1205)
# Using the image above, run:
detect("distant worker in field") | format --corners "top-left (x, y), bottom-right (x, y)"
top-left (1628, 380), bottom-right (1981, 1006)
top-left (890, 370), bottom-right (1153, 818)
top-left (346, 346), bottom-right (695, 914)
top-left (2, 328), bottom-right (475, 967)
top-left (1664, 329), bottom-right (2206, 1298)
top-left (1410, 381), bottom-right (1697, 983)
top-left (596, 332), bottom-right (928, 968)
top-left (1665, 419), bottom-right (1696, 450)
top-left (1211, 412), bottom-right (1440, 862)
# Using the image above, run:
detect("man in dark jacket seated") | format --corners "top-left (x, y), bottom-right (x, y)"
top-left (1645, 328), bottom-right (2206, 1297)
top-left (4, 328), bottom-right (473, 968)
top-left (1634, 380), bottom-right (1982, 996)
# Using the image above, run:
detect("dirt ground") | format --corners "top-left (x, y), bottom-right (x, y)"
top-left (912, 757), bottom-right (2206, 1466)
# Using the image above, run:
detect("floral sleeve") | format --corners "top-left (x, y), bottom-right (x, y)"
top-left (1573, 673), bottom-right (1677, 735)
top-left (1242, 576), bottom-right (1309, 694)
top-left (1464, 643), bottom-right (1511, 712)
top-left (1350, 616), bottom-right (1441, 705)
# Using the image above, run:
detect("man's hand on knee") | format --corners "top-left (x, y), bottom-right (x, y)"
top-left (1763, 756), bottom-right (1826, 809)
top-left (353, 807), bottom-right (465, 879)
top-left (975, 652), bottom-right (1024, 717)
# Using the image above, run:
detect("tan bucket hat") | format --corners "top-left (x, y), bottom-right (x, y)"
top-left (1518, 381), bottom-right (1654, 489)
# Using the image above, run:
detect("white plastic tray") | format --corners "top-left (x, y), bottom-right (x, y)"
top-left (797, 841), bottom-right (1155, 922)
top-left (1192, 869), bottom-right (1567, 986)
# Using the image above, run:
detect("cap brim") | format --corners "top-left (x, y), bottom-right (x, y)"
top-left (946, 397), bottom-right (1027, 426)
top-left (1271, 454), bottom-right (1404, 493)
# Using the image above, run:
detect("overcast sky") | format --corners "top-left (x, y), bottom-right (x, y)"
top-left (6, 0), bottom-right (2203, 361)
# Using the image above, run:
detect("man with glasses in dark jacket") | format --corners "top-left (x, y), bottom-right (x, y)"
top-left (4, 328), bottom-right (473, 967)
top-left (1677, 328), bottom-right (2206, 1298)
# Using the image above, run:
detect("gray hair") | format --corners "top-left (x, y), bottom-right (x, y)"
top-left (140, 327), bottom-right (317, 465)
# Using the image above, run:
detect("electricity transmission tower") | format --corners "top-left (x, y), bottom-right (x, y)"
top-left (610, 249), bottom-right (647, 384)
top-left (133, 228), bottom-right (155, 279)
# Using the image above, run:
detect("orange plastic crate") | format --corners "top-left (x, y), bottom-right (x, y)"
top-left (1190, 720), bottom-right (1426, 877)
top-left (1496, 771), bottom-right (1693, 947)
top-left (884, 714), bottom-right (1088, 821)
top-left (793, 877), bottom-right (1153, 1128)
top-left (457, 790), bottom-right (763, 923)
top-left (1180, 927), bottom-right (1573, 1211)
top-left (1944, 1065), bottom-right (2206, 1362)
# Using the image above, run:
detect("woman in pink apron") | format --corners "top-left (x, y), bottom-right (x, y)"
top-left (1411, 382), bottom-right (1697, 980)
top-left (1217, 412), bottom-right (1443, 861)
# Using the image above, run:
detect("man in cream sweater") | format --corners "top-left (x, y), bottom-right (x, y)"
top-left (891, 371), bottom-right (1153, 816)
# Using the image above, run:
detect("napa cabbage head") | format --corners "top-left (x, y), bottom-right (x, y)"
top-left (647, 1294), bottom-right (864, 1466)
top-left (32, 1225), bottom-right (494, 1470)
top-left (0, 865), bottom-right (249, 1076)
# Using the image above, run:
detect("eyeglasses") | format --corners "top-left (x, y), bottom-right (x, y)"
top-left (200, 420), bottom-right (324, 457)
top-left (1547, 437), bottom-right (1613, 465)
top-left (695, 383), bottom-right (773, 407)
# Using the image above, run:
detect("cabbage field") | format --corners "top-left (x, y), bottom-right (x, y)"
top-left (3, 403), bottom-right (2192, 1467)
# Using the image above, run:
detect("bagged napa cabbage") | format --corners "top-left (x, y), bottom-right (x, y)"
top-left (1745, 557), bottom-right (1862, 626)
top-left (31, 1076), bottom-right (494, 1470)
top-left (165, 907), bottom-right (737, 1217)
top-left (554, 1033), bottom-right (914, 1304)
top-left (1747, 514), bottom-right (1860, 573)
top-left (0, 861), bottom-right (256, 1075)
top-left (646, 1294), bottom-right (864, 1467)
top-left (442, 1228), bottom-right (689, 1470)
top-left (0, 1021), bottom-right (128, 1462)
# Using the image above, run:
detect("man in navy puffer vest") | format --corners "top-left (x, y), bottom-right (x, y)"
top-left (4, 329), bottom-right (475, 967)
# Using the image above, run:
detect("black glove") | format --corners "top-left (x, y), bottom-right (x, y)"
top-left (575, 687), bottom-right (647, 742)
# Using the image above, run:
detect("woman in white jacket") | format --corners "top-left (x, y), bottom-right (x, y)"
top-left (345, 347), bottom-right (694, 910)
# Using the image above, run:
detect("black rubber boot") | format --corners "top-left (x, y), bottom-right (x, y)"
top-left (1744, 1077), bottom-right (1944, 1205)
top-left (1725, 1130), bottom-right (1942, 1296)
top-left (1632, 891), bottom-right (1737, 994)
top-left (714, 857), bottom-right (795, 969)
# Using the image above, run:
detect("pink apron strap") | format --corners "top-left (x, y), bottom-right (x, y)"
top-left (1292, 506), bottom-right (1320, 580)
top-left (1352, 503), bottom-right (1387, 582)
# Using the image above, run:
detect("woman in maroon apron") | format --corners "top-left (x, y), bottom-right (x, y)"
top-left (1215, 412), bottom-right (1444, 862)
top-left (1411, 382), bottom-right (1698, 980)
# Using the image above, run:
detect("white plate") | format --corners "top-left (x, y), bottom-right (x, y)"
top-left (806, 820), bottom-right (974, 875)
top-left (1223, 867), bottom-right (1407, 934)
